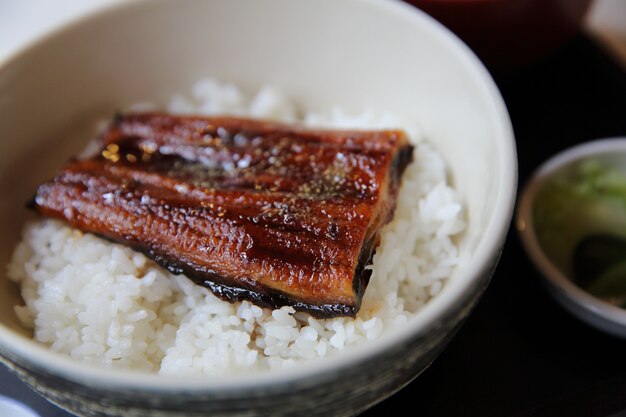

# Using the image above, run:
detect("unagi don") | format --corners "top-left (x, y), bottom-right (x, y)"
top-left (31, 113), bottom-right (414, 318)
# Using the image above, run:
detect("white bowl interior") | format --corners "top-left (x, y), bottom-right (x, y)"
top-left (517, 138), bottom-right (626, 337)
top-left (0, 0), bottom-right (515, 387)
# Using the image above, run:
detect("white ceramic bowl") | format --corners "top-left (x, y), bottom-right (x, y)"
top-left (517, 138), bottom-right (626, 339)
top-left (0, 0), bottom-right (516, 415)
top-left (0, 396), bottom-right (40, 417)
top-left (516, 138), bottom-right (626, 337)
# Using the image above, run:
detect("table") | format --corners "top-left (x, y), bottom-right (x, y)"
top-left (364, 33), bottom-right (626, 417)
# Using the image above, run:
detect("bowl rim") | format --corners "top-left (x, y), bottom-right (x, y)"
top-left (516, 137), bottom-right (626, 335)
top-left (0, 0), bottom-right (517, 391)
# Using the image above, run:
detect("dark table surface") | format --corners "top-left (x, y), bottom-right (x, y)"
top-left (365, 32), bottom-right (626, 417)
top-left (1, 32), bottom-right (626, 417)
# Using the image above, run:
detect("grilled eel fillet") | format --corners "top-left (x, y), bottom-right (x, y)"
top-left (31, 113), bottom-right (414, 318)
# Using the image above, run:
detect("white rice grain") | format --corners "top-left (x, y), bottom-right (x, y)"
top-left (7, 79), bottom-right (465, 375)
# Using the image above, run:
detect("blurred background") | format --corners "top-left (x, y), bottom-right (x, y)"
top-left (0, 1), bottom-right (625, 416)
top-left (1, 0), bottom-right (625, 72)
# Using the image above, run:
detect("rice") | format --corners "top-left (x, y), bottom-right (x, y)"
top-left (7, 79), bottom-right (465, 375)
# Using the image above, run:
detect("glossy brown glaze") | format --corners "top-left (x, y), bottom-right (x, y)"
top-left (31, 113), bottom-right (413, 317)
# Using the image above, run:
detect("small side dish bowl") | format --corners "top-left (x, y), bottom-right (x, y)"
top-left (0, 0), bottom-right (516, 416)
top-left (517, 138), bottom-right (626, 338)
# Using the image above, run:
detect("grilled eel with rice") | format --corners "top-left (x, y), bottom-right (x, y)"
top-left (31, 113), bottom-right (413, 318)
